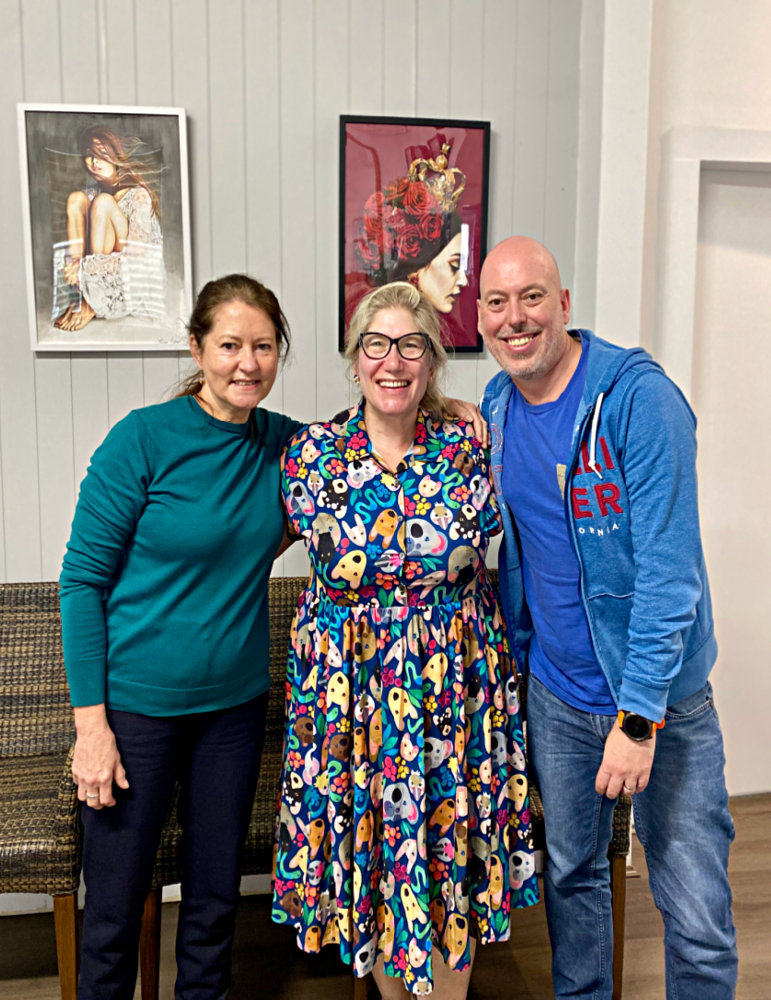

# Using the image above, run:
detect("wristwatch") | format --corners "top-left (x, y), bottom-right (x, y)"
top-left (617, 711), bottom-right (665, 743)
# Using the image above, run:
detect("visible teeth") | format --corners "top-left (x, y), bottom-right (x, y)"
top-left (379, 380), bottom-right (409, 388)
top-left (505, 335), bottom-right (534, 347)
top-left (233, 380), bottom-right (257, 385)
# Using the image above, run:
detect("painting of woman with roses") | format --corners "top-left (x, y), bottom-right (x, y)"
top-left (340, 118), bottom-right (490, 351)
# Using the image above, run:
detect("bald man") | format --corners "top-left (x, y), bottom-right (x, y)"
top-left (478, 237), bottom-right (737, 999)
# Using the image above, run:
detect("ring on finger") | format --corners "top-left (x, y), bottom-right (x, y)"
top-left (623, 784), bottom-right (635, 794)
top-left (86, 792), bottom-right (99, 800)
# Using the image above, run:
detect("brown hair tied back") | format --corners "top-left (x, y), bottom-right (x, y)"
top-left (175, 274), bottom-right (291, 399)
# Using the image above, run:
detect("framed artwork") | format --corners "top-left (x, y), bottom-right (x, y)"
top-left (339, 115), bottom-right (490, 353)
top-left (17, 104), bottom-right (193, 352)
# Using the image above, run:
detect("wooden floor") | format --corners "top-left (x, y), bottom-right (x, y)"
top-left (1, 794), bottom-right (768, 999)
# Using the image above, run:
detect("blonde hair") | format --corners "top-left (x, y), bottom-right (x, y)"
top-left (345, 282), bottom-right (450, 417)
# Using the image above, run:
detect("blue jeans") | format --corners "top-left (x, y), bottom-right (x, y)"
top-left (527, 675), bottom-right (738, 999)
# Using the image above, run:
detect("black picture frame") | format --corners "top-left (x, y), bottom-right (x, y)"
top-left (339, 115), bottom-right (491, 354)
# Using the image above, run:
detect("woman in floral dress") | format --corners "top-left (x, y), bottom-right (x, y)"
top-left (272, 282), bottom-right (538, 997)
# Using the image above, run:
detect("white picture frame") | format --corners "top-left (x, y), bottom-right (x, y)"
top-left (17, 103), bottom-right (193, 352)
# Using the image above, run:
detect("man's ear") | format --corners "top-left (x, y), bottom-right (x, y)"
top-left (561, 288), bottom-right (571, 326)
top-left (476, 298), bottom-right (484, 336)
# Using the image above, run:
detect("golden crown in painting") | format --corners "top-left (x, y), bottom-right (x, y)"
top-left (407, 142), bottom-right (466, 213)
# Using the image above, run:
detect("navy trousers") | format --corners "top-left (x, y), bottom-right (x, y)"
top-left (78, 693), bottom-right (269, 1000)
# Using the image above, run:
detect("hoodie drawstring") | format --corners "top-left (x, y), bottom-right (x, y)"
top-left (587, 392), bottom-right (605, 479)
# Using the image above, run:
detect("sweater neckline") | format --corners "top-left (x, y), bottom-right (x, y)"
top-left (185, 394), bottom-right (253, 436)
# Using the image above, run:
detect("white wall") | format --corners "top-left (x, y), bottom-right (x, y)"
top-left (693, 168), bottom-right (771, 796)
top-left (638, 0), bottom-right (771, 795)
top-left (0, 0), bottom-right (583, 584)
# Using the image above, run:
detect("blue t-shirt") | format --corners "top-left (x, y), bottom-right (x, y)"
top-left (502, 340), bottom-right (616, 714)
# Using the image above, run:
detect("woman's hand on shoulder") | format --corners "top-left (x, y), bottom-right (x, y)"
top-left (443, 398), bottom-right (489, 449)
top-left (72, 705), bottom-right (129, 809)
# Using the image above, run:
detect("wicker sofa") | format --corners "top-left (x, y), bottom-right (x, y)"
top-left (0, 574), bottom-right (631, 1000)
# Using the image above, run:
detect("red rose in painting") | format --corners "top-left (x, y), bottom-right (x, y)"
top-left (358, 238), bottom-right (383, 268)
top-left (364, 191), bottom-right (385, 215)
top-left (364, 210), bottom-right (384, 237)
top-left (403, 181), bottom-right (436, 217)
top-left (384, 177), bottom-right (410, 203)
top-left (398, 225), bottom-right (422, 259)
top-left (419, 214), bottom-right (443, 242)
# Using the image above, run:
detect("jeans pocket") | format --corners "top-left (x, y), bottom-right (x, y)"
top-left (665, 681), bottom-right (714, 721)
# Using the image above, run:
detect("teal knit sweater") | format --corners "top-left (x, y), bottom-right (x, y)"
top-left (60, 396), bottom-right (301, 716)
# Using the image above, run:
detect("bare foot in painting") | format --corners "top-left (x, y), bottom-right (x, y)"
top-left (55, 300), bottom-right (96, 331)
top-left (63, 259), bottom-right (82, 286)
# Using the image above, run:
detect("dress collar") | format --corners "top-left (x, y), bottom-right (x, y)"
top-left (339, 400), bottom-right (429, 473)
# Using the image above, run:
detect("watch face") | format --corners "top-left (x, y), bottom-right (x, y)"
top-left (624, 713), bottom-right (652, 741)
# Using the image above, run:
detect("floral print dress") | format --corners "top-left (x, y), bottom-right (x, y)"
top-left (272, 404), bottom-right (538, 994)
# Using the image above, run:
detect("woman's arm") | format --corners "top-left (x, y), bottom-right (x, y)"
top-left (443, 397), bottom-right (489, 448)
top-left (61, 411), bottom-right (153, 807)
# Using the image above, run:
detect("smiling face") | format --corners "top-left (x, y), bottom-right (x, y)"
top-left (190, 300), bottom-right (280, 423)
top-left (353, 306), bottom-right (432, 423)
top-left (477, 237), bottom-right (572, 384)
top-left (84, 142), bottom-right (117, 183)
top-left (416, 232), bottom-right (468, 313)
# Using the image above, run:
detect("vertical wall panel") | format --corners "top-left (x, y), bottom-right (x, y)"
top-left (544, 0), bottom-right (581, 290)
top-left (383, 0), bottom-right (417, 117)
top-left (72, 355), bottom-right (109, 491)
top-left (208, 0), bottom-right (248, 277)
top-left (477, 0), bottom-right (518, 396)
top-left (103, 0), bottom-right (137, 105)
top-left (107, 355), bottom-right (145, 427)
top-left (350, 1), bottom-right (384, 114)
top-left (0, 0), bottom-right (40, 580)
top-left (416, 2), bottom-right (451, 118)
top-left (513, 0), bottom-right (550, 241)
top-left (135, 0), bottom-right (173, 106)
top-left (315, 0), bottom-right (351, 422)
top-left (245, 0), bottom-right (283, 298)
top-left (60, 0), bottom-right (100, 101)
top-left (172, 0), bottom-right (213, 287)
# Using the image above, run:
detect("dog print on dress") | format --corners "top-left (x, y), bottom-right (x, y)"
top-left (272, 405), bottom-right (538, 994)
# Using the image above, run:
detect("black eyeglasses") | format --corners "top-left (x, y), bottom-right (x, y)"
top-left (358, 332), bottom-right (432, 361)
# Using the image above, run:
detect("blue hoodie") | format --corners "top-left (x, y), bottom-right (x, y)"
top-left (481, 330), bottom-right (717, 723)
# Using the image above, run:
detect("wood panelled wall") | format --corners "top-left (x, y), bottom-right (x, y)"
top-left (0, 0), bottom-right (581, 582)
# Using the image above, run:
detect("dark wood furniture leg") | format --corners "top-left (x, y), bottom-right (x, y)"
top-left (610, 853), bottom-right (627, 1000)
top-left (353, 970), bottom-right (369, 1000)
top-left (53, 893), bottom-right (79, 1000)
top-left (140, 887), bottom-right (163, 1000)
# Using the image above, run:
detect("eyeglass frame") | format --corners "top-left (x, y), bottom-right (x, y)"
top-left (357, 331), bottom-right (433, 361)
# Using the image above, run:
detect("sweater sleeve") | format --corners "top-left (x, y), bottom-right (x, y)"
top-left (59, 411), bottom-right (154, 706)
top-left (616, 372), bottom-right (704, 721)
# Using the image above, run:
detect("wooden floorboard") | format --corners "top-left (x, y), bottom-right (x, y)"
top-left (1, 794), bottom-right (768, 999)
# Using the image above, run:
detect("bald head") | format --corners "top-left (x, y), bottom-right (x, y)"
top-left (480, 236), bottom-right (562, 294)
top-left (477, 235), bottom-right (575, 396)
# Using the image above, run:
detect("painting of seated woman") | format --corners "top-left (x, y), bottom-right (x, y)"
top-left (19, 106), bottom-right (192, 350)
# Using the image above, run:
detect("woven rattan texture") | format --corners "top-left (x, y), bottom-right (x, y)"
top-left (0, 745), bottom-right (81, 894)
top-left (0, 582), bottom-right (74, 758)
top-left (151, 576), bottom-right (306, 888)
top-left (0, 583), bottom-right (81, 895)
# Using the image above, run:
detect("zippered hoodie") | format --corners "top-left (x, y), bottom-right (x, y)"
top-left (481, 329), bottom-right (717, 723)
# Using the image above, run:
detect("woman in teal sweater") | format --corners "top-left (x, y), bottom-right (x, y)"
top-left (61, 273), bottom-right (486, 999)
top-left (60, 274), bottom-right (302, 1000)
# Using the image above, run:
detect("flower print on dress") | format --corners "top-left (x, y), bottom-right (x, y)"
top-left (272, 403), bottom-right (538, 994)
